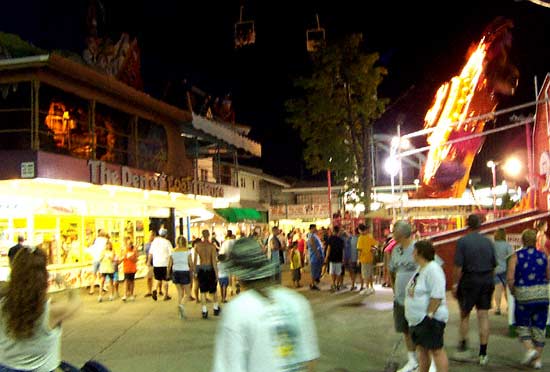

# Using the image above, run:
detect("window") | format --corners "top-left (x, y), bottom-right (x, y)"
top-left (240, 177), bottom-right (246, 188)
top-left (200, 169), bottom-right (208, 181)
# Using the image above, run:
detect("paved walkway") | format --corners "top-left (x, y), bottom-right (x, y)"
top-left (58, 270), bottom-right (548, 372)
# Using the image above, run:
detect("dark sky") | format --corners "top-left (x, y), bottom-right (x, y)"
top-left (2, 0), bottom-right (550, 186)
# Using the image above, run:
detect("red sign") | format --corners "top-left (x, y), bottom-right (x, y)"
top-left (534, 74), bottom-right (550, 211)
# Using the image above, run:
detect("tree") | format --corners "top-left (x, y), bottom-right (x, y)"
top-left (286, 34), bottom-right (388, 213)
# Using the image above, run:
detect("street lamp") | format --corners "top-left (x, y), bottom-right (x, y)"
top-left (503, 157), bottom-right (522, 178)
top-left (385, 156), bottom-right (400, 221)
top-left (488, 156), bottom-right (525, 216)
top-left (487, 160), bottom-right (498, 215)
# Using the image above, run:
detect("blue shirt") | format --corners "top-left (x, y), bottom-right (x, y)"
top-left (307, 234), bottom-right (324, 265)
top-left (514, 246), bottom-right (549, 305)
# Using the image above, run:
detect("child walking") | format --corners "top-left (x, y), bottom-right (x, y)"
top-left (121, 238), bottom-right (138, 301)
top-left (289, 241), bottom-right (302, 288)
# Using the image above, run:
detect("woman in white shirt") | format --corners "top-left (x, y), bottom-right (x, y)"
top-left (0, 246), bottom-right (80, 371)
top-left (169, 236), bottom-right (193, 319)
top-left (405, 240), bottom-right (449, 372)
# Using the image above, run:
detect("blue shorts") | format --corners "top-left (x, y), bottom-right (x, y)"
top-left (113, 271), bottom-right (119, 282)
top-left (219, 277), bottom-right (229, 287)
top-left (494, 272), bottom-right (506, 286)
top-left (172, 270), bottom-right (191, 285)
top-left (310, 263), bottom-right (322, 281)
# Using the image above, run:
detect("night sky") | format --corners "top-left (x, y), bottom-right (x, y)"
top-left (2, 0), bottom-right (550, 187)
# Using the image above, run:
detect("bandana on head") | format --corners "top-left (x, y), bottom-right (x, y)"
top-left (222, 238), bottom-right (278, 281)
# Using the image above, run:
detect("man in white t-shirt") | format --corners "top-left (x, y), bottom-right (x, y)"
top-left (213, 238), bottom-right (320, 372)
top-left (147, 228), bottom-right (173, 301)
top-left (87, 230), bottom-right (108, 295)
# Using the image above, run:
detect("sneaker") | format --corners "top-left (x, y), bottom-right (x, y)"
top-left (479, 355), bottom-right (489, 366)
top-left (214, 307), bottom-right (221, 316)
top-left (108, 295), bottom-right (114, 301)
top-left (202, 310), bottom-right (208, 319)
top-left (129, 296), bottom-right (135, 302)
top-left (534, 360), bottom-right (542, 369)
top-left (310, 285), bottom-right (320, 291)
top-left (152, 290), bottom-right (157, 301)
top-left (121, 296), bottom-right (127, 302)
top-left (494, 309), bottom-right (502, 316)
top-left (159, 291), bottom-right (164, 296)
top-left (97, 296), bottom-right (102, 303)
top-left (164, 295), bottom-right (172, 301)
top-left (144, 293), bottom-right (152, 297)
top-left (350, 285), bottom-right (357, 292)
top-left (178, 305), bottom-right (186, 319)
top-left (397, 360), bottom-right (418, 372)
top-left (521, 349), bottom-right (539, 366)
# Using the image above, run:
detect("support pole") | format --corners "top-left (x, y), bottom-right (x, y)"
top-left (526, 121), bottom-right (534, 209)
top-left (327, 168), bottom-right (332, 224)
top-left (398, 124), bottom-right (404, 219)
top-left (186, 216), bottom-right (191, 243)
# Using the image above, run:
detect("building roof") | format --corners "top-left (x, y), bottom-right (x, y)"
top-left (221, 162), bottom-right (290, 187)
top-left (0, 54), bottom-right (261, 156)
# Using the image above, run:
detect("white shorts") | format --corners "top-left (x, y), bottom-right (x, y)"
top-left (329, 262), bottom-right (343, 275)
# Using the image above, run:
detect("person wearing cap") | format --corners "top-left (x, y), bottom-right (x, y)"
top-left (147, 228), bottom-right (173, 301)
top-left (389, 220), bottom-right (420, 372)
top-left (452, 214), bottom-right (496, 366)
top-left (212, 238), bottom-right (320, 372)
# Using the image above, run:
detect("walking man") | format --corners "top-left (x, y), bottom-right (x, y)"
top-left (267, 226), bottom-right (283, 283)
top-left (144, 230), bottom-right (156, 297)
top-left (148, 228), bottom-right (173, 301)
top-left (194, 230), bottom-right (220, 319)
top-left (325, 226), bottom-right (344, 291)
top-left (389, 220), bottom-right (419, 372)
top-left (7, 236), bottom-right (24, 266)
top-left (452, 214), bottom-right (496, 366)
top-left (307, 224), bottom-right (324, 291)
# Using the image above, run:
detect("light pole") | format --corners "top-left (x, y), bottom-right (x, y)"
top-left (487, 160), bottom-right (498, 215)
top-left (384, 157), bottom-right (399, 221)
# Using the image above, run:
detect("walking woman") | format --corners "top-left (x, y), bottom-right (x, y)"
top-left (0, 247), bottom-right (80, 371)
top-left (507, 229), bottom-right (550, 369)
top-left (169, 236), bottom-right (193, 319)
top-left (405, 240), bottom-right (449, 372)
top-left (493, 228), bottom-right (513, 315)
top-left (121, 238), bottom-right (138, 301)
top-left (98, 241), bottom-right (116, 302)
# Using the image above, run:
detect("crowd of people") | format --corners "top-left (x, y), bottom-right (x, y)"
top-left (2, 214), bottom-right (550, 371)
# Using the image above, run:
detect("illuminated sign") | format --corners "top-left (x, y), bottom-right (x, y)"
top-left (88, 160), bottom-right (224, 198)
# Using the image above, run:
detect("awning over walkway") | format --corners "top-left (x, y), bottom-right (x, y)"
top-left (214, 208), bottom-right (262, 223)
top-left (191, 114), bottom-right (261, 157)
